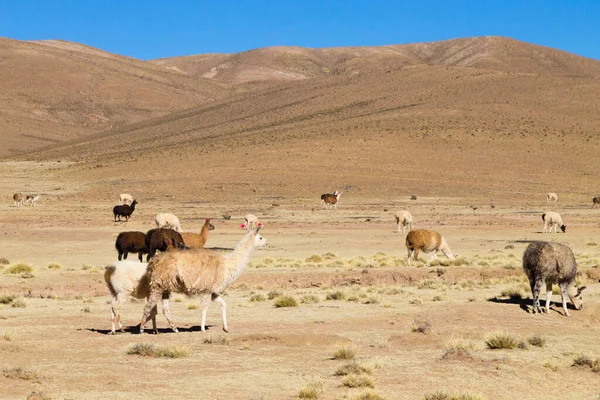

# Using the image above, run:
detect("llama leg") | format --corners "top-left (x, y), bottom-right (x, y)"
top-left (140, 289), bottom-right (161, 333)
top-left (200, 293), bottom-right (211, 332)
top-left (110, 295), bottom-right (123, 335)
top-left (559, 283), bottom-right (571, 316)
top-left (212, 293), bottom-right (228, 333)
top-left (544, 282), bottom-right (553, 314)
top-left (407, 248), bottom-right (414, 266)
top-left (161, 295), bottom-right (178, 333)
top-left (150, 304), bottom-right (158, 334)
top-left (532, 279), bottom-right (544, 313)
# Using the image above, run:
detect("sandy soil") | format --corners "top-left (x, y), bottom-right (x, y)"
top-left (1, 162), bottom-right (600, 400)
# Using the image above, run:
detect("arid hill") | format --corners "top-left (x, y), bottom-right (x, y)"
top-left (0, 37), bottom-right (231, 156)
top-left (151, 36), bottom-right (600, 83)
top-left (4, 36), bottom-right (600, 201)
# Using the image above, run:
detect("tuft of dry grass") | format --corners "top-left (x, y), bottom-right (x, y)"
top-left (203, 335), bottom-right (230, 345)
top-left (267, 290), bottom-right (283, 300)
top-left (3, 366), bottom-right (39, 380)
top-left (4, 263), bottom-right (33, 275)
top-left (352, 393), bottom-right (385, 400)
top-left (527, 335), bottom-right (546, 348)
top-left (47, 263), bottom-right (61, 270)
top-left (331, 343), bottom-right (357, 360)
top-left (0, 294), bottom-right (17, 304)
top-left (543, 361), bottom-right (559, 372)
top-left (411, 319), bottom-right (431, 334)
top-left (298, 381), bottom-right (323, 399)
top-left (334, 362), bottom-right (374, 376)
top-left (423, 392), bottom-right (483, 400)
top-left (26, 392), bottom-right (51, 400)
top-left (326, 290), bottom-right (346, 300)
top-left (250, 293), bottom-right (266, 302)
top-left (2, 330), bottom-right (16, 341)
top-left (0, 257), bottom-right (10, 265)
top-left (500, 286), bottom-right (524, 300)
top-left (187, 304), bottom-right (199, 310)
top-left (301, 294), bottom-right (320, 304)
top-left (126, 342), bottom-right (190, 358)
top-left (572, 354), bottom-right (600, 372)
top-left (306, 254), bottom-right (323, 263)
top-left (485, 331), bottom-right (521, 350)
top-left (274, 296), bottom-right (298, 308)
top-left (11, 298), bottom-right (26, 308)
top-left (342, 375), bottom-right (375, 388)
top-left (442, 339), bottom-right (476, 359)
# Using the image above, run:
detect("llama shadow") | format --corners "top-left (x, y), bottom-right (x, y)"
top-left (87, 324), bottom-right (217, 335)
top-left (487, 296), bottom-right (576, 315)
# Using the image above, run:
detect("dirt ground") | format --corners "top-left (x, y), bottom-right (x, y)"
top-left (1, 162), bottom-right (600, 400)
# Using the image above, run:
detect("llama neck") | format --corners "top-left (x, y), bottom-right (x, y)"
top-left (223, 231), bottom-right (256, 287)
top-left (200, 223), bottom-right (209, 238)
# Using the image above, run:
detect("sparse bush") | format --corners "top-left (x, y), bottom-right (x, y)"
top-left (81, 264), bottom-right (92, 271)
top-left (0, 294), bottom-right (16, 304)
top-left (27, 391), bottom-right (51, 400)
top-left (187, 304), bottom-right (199, 310)
top-left (352, 393), bottom-right (385, 400)
top-left (412, 319), bottom-right (431, 334)
top-left (81, 306), bottom-right (91, 313)
top-left (335, 362), bottom-right (374, 376)
top-left (442, 339), bottom-right (476, 359)
top-left (4, 263), bottom-right (33, 275)
top-left (306, 254), bottom-right (323, 263)
top-left (572, 354), bottom-right (600, 372)
top-left (298, 381), bottom-right (323, 399)
top-left (326, 290), bottom-right (346, 300)
top-left (543, 361), bottom-right (559, 372)
top-left (301, 294), bottom-right (320, 304)
top-left (331, 343), bottom-right (356, 360)
top-left (432, 295), bottom-right (442, 302)
top-left (2, 331), bottom-right (15, 341)
top-left (126, 342), bottom-right (190, 358)
top-left (527, 335), bottom-right (546, 348)
top-left (0, 258), bottom-right (9, 265)
top-left (47, 263), bottom-right (61, 270)
top-left (342, 375), bottom-right (375, 388)
top-left (203, 335), bottom-right (230, 345)
top-left (504, 245), bottom-right (515, 250)
top-left (3, 366), bottom-right (39, 380)
top-left (363, 295), bottom-right (381, 304)
top-left (500, 286), bottom-right (523, 300)
top-left (274, 296), bottom-right (298, 308)
top-left (267, 290), bottom-right (283, 300)
top-left (322, 252), bottom-right (338, 260)
top-left (485, 331), bottom-right (519, 349)
top-left (423, 392), bottom-right (483, 400)
top-left (410, 195), bottom-right (417, 200)
top-left (250, 294), bottom-right (266, 302)
top-left (11, 299), bottom-right (26, 308)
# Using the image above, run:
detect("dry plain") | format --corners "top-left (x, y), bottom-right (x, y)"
top-left (1, 161), bottom-right (600, 400)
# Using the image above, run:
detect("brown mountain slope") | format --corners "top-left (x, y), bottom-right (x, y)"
top-left (0, 37), bottom-right (231, 156)
top-left (150, 36), bottom-right (600, 84)
top-left (20, 60), bottom-right (600, 201)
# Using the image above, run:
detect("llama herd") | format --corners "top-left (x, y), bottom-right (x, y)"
top-left (100, 189), bottom-right (598, 336)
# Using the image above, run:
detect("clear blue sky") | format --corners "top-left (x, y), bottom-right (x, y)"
top-left (1, 0), bottom-right (598, 61)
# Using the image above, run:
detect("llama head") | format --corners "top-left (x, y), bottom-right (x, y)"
top-left (568, 285), bottom-right (586, 310)
top-left (205, 218), bottom-right (215, 231)
top-left (251, 223), bottom-right (267, 248)
top-left (560, 224), bottom-right (566, 233)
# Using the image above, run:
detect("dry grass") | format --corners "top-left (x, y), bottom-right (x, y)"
top-left (0, 294), bottom-right (17, 304)
top-left (3, 366), bottom-right (39, 380)
top-left (326, 290), bottom-right (346, 300)
top-left (352, 393), bottom-right (385, 400)
top-left (4, 263), bottom-right (33, 275)
top-left (331, 343), bottom-right (357, 360)
top-left (0, 257), bottom-right (10, 265)
top-left (442, 339), bottom-right (477, 359)
top-left (250, 293), bottom-right (267, 302)
top-left (572, 354), bottom-right (600, 372)
top-left (411, 319), bottom-right (432, 334)
top-left (274, 295), bottom-right (298, 308)
top-left (126, 343), bottom-right (190, 358)
top-left (2, 330), bottom-right (15, 341)
top-left (342, 375), bottom-right (375, 388)
top-left (334, 362), bottom-right (374, 376)
top-left (301, 294), bottom-right (320, 304)
top-left (47, 263), bottom-right (61, 270)
top-left (298, 381), bottom-right (323, 399)
top-left (203, 335), bottom-right (230, 345)
top-left (485, 331), bottom-right (523, 350)
top-left (267, 290), bottom-right (283, 300)
top-left (11, 298), bottom-right (26, 308)
top-left (423, 392), bottom-right (483, 400)
top-left (527, 335), bottom-right (546, 348)
top-left (26, 392), bottom-right (52, 400)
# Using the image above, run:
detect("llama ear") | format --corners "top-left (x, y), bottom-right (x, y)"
top-left (206, 218), bottom-right (210, 222)
top-left (255, 222), bottom-right (262, 233)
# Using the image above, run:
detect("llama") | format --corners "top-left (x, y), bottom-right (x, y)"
top-left (119, 194), bottom-right (134, 205)
top-left (405, 229), bottom-right (455, 266)
top-left (155, 212), bottom-right (183, 232)
top-left (546, 193), bottom-right (558, 202)
top-left (542, 212), bottom-right (566, 233)
top-left (592, 196), bottom-right (600, 208)
top-left (522, 241), bottom-right (586, 316)
top-left (24, 194), bottom-right (41, 206)
top-left (320, 191), bottom-right (339, 207)
top-left (113, 200), bottom-right (138, 222)
top-left (145, 228), bottom-right (186, 261)
top-left (115, 231), bottom-right (148, 262)
top-left (105, 260), bottom-right (159, 334)
top-left (181, 218), bottom-right (215, 249)
top-left (322, 191), bottom-right (343, 209)
top-left (394, 210), bottom-right (413, 233)
top-left (139, 224), bottom-right (267, 334)
top-left (12, 193), bottom-right (24, 207)
top-left (244, 214), bottom-right (259, 231)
